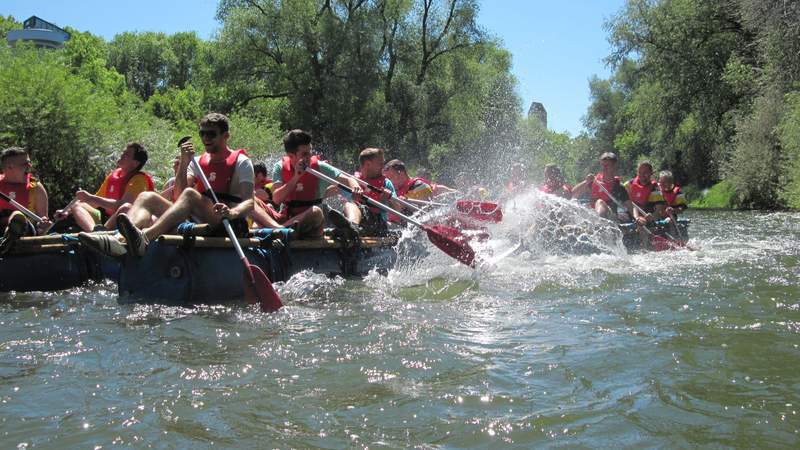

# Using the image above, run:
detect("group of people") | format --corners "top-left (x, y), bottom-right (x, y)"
top-left (532, 152), bottom-right (688, 244)
top-left (1, 111), bottom-right (688, 258)
top-left (0, 113), bottom-right (445, 258)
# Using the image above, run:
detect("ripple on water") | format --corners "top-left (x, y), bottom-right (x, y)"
top-left (2, 210), bottom-right (800, 446)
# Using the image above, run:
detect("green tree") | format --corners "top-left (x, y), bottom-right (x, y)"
top-left (0, 15), bottom-right (21, 42)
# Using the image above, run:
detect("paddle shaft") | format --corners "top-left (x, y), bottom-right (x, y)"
top-left (0, 191), bottom-right (42, 224)
top-left (190, 158), bottom-right (248, 262)
top-left (339, 171), bottom-right (422, 213)
top-left (305, 167), bottom-right (424, 227)
top-left (404, 197), bottom-right (448, 207)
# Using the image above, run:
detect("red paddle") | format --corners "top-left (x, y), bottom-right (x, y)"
top-left (305, 167), bottom-right (476, 267)
top-left (455, 200), bottom-right (503, 223)
top-left (190, 156), bottom-right (282, 312)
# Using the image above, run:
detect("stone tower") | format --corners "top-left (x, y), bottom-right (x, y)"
top-left (528, 101), bottom-right (547, 129)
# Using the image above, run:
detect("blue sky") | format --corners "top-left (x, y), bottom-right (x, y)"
top-left (4, 0), bottom-right (626, 135)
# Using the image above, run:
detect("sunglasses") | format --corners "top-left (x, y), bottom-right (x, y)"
top-left (199, 129), bottom-right (219, 139)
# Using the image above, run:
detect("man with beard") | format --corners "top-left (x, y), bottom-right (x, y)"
top-left (79, 113), bottom-right (255, 257)
top-left (0, 147), bottom-right (50, 253)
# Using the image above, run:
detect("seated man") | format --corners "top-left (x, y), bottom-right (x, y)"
top-left (0, 147), bottom-right (50, 252)
top-left (382, 158), bottom-right (432, 223)
top-left (571, 152), bottom-right (634, 222)
top-left (383, 159), bottom-right (433, 202)
top-left (538, 164), bottom-right (572, 199)
top-left (653, 170), bottom-right (688, 219)
top-left (79, 113), bottom-right (255, 257)
top-left (624, 161), bottom-right (660, 226)
top-left (271, 129), bottom-right (362, 238)
top-left (333, 148), bottom-right (399, 236)
top-left (59, 142), bottom-right (153, 231)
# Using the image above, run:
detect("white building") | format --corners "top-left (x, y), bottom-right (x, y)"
top-left (7, 16), bottom-right (70, 49)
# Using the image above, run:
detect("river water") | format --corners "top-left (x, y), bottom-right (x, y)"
top-left (1, 201), bottom-right (800, 448)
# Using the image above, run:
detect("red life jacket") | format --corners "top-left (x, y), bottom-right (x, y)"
top-left (195, 148), bottom-right (247, 198)
top-left (628, 176), bottom-right (656, 207)
top-left (280, 155), bottom-right (321, 215)
top-left (103, 168), bottom-right (155, 201)
top-left (396, 177), bottom-right (428, 197)
top-left (0, 173), bottom-right (34, 214)
top-left (660, 184), bottom-right (682, 206)
top-left (590, 173), bottom-right (621, 203)
top-left (358, 172), bottom-right (387, 214)
top-left (538, 183), bottom-right (572, 199)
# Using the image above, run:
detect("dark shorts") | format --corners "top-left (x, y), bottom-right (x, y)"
top-left (359, 205), bottom-right (389, 236)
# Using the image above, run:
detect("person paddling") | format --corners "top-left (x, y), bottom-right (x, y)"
top-left (571, 152), bottom-right (634, 222)
top-left (328, 148), bottom-right (400, 237)
top-left (79, 113), bottom-right (256, 257)
top-left (270, 129), bottom-right (362, 238)
top-left (538, 164), bottom-right (572, 199)
top-left (58, 142), bottom-right (154, 232)
top-left (0, 147), bottom-right (50, 253)
top-left (382, 158), bottom-right (433, 223)
top-left (624, 161), bottom-right (659, 226)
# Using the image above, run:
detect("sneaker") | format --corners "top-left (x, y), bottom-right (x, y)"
top-left (0, 211), bottom-right (28, 255)
top-left (117, 213), bottom-right (149, 257)
top-left (327, 209), bottom-right (359, 241)
top-left (78, 231), bottom-right (128, 258)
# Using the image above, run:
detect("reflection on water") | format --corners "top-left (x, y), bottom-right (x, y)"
top-left (1, 208), bottom-right (800, 447)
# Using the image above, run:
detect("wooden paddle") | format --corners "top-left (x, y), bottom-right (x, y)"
top-left (305, 167), bottom-right (476, 267)
top-left (189, 157), bottom-right (283, 312)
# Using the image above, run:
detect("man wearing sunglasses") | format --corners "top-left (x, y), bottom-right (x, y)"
top-left (79, 113), bottom-right (256, 257)
top-left (0, 147), bottom-right (51, 254)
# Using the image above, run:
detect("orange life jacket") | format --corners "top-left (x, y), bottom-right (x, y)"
top-left (102, 168), bottom-right (155, 201)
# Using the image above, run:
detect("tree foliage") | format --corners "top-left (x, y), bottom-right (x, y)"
top-left (585, 0), bottom-right (800, 208)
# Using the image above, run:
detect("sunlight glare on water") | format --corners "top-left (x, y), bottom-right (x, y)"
top-left (1, 204), bottom-right (800, 447)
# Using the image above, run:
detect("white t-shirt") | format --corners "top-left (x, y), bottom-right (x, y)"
top-left (188, 151), bottom-right (254, 200)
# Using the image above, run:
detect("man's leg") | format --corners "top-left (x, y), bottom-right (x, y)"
top-left (595, 200), bottom-right (614, 221)
top-left (250, 201), bottom-right (282, 228)
top-left (72, 202), bottom-right (98, 232)
top-left (104, 202), bottom-right (131, 229)
top-left (281, 206), bottom-right (325, 238)
top-left (343, 201), bottom-right (362, 226)
top-left (126, 192), bottom-right (172, 229)
top-left (298, 206), bottom-right (325, 238)
top-left (143, 188), bottom-right (218, 240)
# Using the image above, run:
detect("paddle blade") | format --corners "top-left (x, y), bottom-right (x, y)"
top-left (242, 261), bottom-right (283, 312)
top-left (455, 200), bottom-right (503, 223)
top-left (424, 224), bottom-right (476, 267)
top-left (650, 235), bottom-right (686, 252)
